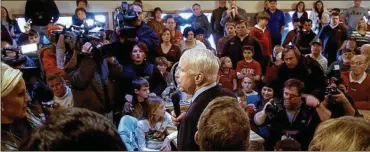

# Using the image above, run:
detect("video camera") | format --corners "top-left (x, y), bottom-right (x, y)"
top-left (265, 99), bottom-right (283, 119)
top-left (50, 20), bottom-right (109, 59)
top-left (114, 0), bottom-right (138, 39)
top-left (1, 43), bottom-right (38, 67)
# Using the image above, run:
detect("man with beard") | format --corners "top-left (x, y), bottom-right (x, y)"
top-left (255, 79), bottom-right (331, 150)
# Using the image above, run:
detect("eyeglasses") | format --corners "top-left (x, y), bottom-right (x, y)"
top-left (350, 61), bottom-right (365, 66)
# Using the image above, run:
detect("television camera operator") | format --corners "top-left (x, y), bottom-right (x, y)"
top-left (254, 79), bottom-right (331, 150)
top-left (67, 40), bottom-right (124, 115)
top-left (100, 1), bottom-right (159, 65)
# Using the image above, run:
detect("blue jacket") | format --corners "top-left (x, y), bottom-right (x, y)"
top-left (136, 22), bottom-right (160, 60)
top-left (118, 115), bottom-right (140, 151)
top-left (72, 12), bottom-right (95, 26)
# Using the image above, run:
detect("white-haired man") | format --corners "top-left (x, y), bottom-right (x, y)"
top-left (172, 49), bottom-right (236, 151)
top-left (361, 44), bottom-right (370, 73)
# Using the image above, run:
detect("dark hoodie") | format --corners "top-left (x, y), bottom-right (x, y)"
top-left (293, 29), bottom-right (317, 55)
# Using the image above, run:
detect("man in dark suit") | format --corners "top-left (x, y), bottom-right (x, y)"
top-left (172, 48), bottom-right (236, 151)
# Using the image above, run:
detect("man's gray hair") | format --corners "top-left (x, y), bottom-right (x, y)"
top-left (179, 49), bottom-right (220, 82)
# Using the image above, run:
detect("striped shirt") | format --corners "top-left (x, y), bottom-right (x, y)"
top-left (351, 31), bottom-right (370, 48)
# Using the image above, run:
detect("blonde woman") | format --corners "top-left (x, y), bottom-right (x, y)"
top-left (309, 116), bottom-right (370, 151)
top-left (351, 18), bottom-right (370, 49)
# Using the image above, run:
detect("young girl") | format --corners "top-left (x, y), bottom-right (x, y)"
top-left (217, 57), bottom-right (237, 91)
top-left (156, 57), bottom-right (173, 86)
top-left (137, 96), bottom-right (172, 151)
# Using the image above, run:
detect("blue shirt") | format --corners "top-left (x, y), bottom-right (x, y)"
top-left (266, 9), bottom-right (285, 38)
top-left (72, 12), bottom-right (95, 26)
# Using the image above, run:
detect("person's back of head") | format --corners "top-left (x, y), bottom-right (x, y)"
top-left (196, 96), bottom-right (250, 151)
top-left (274, 138), bottom-right (302, 151)
top-left (309, 116), bottom-right (370, 151)
top-left (249, 141), bottom-right (265, 151)
top-left (20, 107), bottom-right (126, 151)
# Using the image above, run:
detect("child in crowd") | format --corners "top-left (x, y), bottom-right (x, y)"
top-left (155, 57), bottom-right (172, 86)
top-left (137, 96), bottom-right (172, 151)
top-left (241, 76), bottom-right (258, 97)
top-left (74, 8), bottom-right (88, 26)
top-left (273, 45), bottom-right (284, 66)
top-left (217, 56), bottom-right (237, 91)
top-left (236, 46), bottom-right (262, 85)
top-left (124, 77), bottom-right (150, 120)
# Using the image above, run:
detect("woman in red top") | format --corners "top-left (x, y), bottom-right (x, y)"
top-left (156, 28), bottom-right (181, 68)
top-left (217, 56), bottom-right (237, 91)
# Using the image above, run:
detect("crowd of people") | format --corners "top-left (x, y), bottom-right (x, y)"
top-left (1, 0), bottom-right (370, 151)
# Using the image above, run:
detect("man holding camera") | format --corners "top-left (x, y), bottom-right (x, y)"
top-left (323, 77), bottom-right (359, 118)
top-left (254, 79), bottom-right (331, 150)
top-left (68, 42), bottom-right (124, 114)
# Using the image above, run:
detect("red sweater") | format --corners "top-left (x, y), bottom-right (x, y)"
top-left (249, 26), bottom-right (272, 56)
top-left (342, 72), bottom-right (370, 110)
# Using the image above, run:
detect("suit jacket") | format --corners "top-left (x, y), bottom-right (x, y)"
top-left (177, 85), bottom-right (236, 151)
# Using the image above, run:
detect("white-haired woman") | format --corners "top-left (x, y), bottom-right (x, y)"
top-left (1, 63), bottom-right (31, 151)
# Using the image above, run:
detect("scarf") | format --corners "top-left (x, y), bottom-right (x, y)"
top-left (1, 62), bottom-right (23, 97)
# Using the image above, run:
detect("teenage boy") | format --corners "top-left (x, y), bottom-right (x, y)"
top-left (250, 11), bottom-right (273, 70)
top-left (217, 21), bottom-right (236, 57)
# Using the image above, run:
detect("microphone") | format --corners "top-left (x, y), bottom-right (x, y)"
top-left (170, 91), bottom-right (181, 117)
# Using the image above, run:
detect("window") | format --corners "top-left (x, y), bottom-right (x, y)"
top-left (16, 13), bottom-right (108, 33)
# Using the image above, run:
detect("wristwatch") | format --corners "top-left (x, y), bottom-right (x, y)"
top-left (315, 102), bottom-right (321, 108)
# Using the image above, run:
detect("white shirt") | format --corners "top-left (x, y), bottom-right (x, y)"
top-left (297, 12), bottom-right (303, 19)
top-left (307, 54), bottom-right (328, 72)
top-left (137, 112), bottom-right (173, 151)
top-left (254, 24), bottom-right (266, 32)
top-left (179, 40), bottom-right (206, 53)
top-left (349, 72), bottom-right (367, 84)
top-left (53, 86), bottom-right (74, 108)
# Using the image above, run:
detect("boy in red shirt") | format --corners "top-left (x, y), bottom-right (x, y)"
top-left (249, 11), bottom-right (273, 71)
top-left (236, 46), bottom-right (262, 87)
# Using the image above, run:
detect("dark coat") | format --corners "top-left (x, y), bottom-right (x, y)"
top-left (222, 35), bottom-right (263, 68)
top-left (69, 56), bottom-right (123, 114)
top-left (276, 55), bottom-right (326, 97)
top-left (177, 85), bottom-right (236, 151)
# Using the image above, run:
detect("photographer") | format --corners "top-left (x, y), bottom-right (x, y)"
top-left (255, 79), bottom-right (331, 150)
top-left (323, 77), bottom-right (360, 118)
top-left (68, 42), bottom-right (124, 114)
top-left (129, 4), bottom-right (159, 62)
